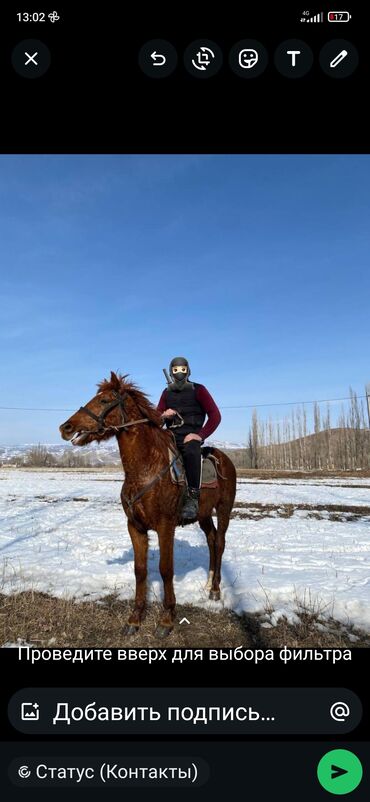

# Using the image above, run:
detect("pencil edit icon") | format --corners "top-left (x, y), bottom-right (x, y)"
top-left (330, 49), bottom-right (348, 67)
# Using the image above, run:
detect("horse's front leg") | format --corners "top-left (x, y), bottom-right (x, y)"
top-left (123, 521), bottom-right (148, 635)
top-left (155, 521), bottom-right (176, 638)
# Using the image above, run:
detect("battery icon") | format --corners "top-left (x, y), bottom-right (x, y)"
top-left (328, 11), bottom-right (352, 21)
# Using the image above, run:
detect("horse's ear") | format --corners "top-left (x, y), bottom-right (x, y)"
top-left (110, 371), bottom-right (121, 390)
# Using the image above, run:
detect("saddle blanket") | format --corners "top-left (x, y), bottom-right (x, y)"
top-left (168, 446), bottom-right (218, 489)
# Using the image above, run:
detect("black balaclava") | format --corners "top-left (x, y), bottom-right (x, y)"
top-left (169, 356), bottom-right (192, 391)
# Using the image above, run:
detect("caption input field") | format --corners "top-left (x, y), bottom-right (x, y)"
top-left (8, 687), bottom-right (362, 735)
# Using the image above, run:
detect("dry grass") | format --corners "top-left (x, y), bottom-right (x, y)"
top-left (0, 592), bottom-right (248, 648)
top-left (236, 468), bottom-right (370, 479)
top-left (1, 591), bottom-right (369, 649)
top-left (231, 501), bottom-right (370, 522)
top-left (254, 613), bottom-right (370, 648)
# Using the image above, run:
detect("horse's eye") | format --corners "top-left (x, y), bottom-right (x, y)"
top-left (100, 398), bottom-right (110, 404)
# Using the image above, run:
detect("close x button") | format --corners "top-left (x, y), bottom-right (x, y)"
top-left (12, 39), bottom-right (51, 78)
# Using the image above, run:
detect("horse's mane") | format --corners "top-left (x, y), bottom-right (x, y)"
top-left (97, 372), bottom-right (173, 456)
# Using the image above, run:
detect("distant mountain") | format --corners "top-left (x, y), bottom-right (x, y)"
top-left (0, 442), bottom-right (120, 466)
top-left (208, 439), bottom-right (246, 450)
top-left (0, 439), bottom-right (246, 467)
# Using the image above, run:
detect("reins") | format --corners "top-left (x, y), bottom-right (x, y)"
top-left (78, 390), bottom-right (177, 528)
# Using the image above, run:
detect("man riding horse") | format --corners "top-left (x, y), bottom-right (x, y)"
top-left (157, 356), bottom-right (221, 521)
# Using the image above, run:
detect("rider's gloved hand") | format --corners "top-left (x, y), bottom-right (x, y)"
top-left (161, 408), bottom-right (177, 418)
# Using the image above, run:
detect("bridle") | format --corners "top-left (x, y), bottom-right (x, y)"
top-left (78, 390), bottom-right (184, 436)
top-left (75, 389), bottom-right (185, 531)
top-left (77, 391), bottom-right (150, 436)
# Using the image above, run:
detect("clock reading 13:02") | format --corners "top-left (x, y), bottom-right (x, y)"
top-left (16, 11), bottom-right (61, 23)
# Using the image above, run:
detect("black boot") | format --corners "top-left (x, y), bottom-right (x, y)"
top-left (181, 488), bottom-right (200, 522)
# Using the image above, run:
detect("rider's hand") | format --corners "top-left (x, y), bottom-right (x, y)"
top-left (161, 408), bottom-right (177, 418)
top-left (183, 433), bottom-right (202, 443)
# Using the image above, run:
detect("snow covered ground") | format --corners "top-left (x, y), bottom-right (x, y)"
top-left (0, 469), bottom-right (369, 630)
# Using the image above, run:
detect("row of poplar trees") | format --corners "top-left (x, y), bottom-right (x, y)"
top-left (247, 388), bottom-right (369, 470)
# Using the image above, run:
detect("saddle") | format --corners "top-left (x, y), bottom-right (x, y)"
top-left (168, 445), bottom-right (219, 489)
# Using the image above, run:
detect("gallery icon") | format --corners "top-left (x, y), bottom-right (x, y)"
top-left (239, 49), bottom-right (259, 69)
top-left (21, 702), bottom-right (39, 721)
top-left (184, 40), bottom-right (223, 78)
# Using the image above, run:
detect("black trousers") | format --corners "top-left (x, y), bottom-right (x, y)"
top-left (174, 436), bottom-right (202, 490)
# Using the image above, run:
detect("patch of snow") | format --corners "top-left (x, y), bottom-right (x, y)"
top-left (0, 469), bottom-right (369, 632)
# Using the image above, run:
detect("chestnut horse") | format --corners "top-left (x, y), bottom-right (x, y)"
top-left (59, 371), bottom-right (236, 637)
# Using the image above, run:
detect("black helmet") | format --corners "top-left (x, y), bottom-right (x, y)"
top-left (169, 356), bottom-right (191, 390)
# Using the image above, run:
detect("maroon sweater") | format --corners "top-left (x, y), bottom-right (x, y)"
top-left (157, 384), bottom-right (221, 441)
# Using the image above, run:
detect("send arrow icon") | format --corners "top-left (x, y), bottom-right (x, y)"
top-left (331, 764), bottom-right (348, 780)
top-left (317, 749), bottom-right (363, 794)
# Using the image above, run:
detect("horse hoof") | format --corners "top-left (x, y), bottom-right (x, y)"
top-left (209, 590), bottom-right (220, 601)
top-left (155, 625), bottom-right (173, 638)
top-left (123, 623), bottom-right (140, 636)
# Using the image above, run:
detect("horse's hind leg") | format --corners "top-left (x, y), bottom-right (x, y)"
top-left (123, 521), bottom-right (148, 635)
top-left (210, 503), bottom-right (232, 601)
top-left (199, 516), bottom-right (216, 591)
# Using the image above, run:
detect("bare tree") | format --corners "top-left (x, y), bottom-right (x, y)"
top-left (25, 444), bottom-right (56, 467)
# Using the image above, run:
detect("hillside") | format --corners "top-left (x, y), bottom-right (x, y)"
top-left (1, 427), bottom-right (369, 470)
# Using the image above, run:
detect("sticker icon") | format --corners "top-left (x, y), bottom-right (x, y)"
top-left (238, 49), bottom-right (259, 69)
top-left (229, 39), bottom-right (268, 78)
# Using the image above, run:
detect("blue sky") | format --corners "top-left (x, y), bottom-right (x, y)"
top-left (0, 154), bottom-right (369, 444)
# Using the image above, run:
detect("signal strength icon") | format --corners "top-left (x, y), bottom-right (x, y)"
top-left (300, 11), bottom-right (324, 22)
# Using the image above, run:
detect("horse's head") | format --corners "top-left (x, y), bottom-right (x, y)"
top-left (59, 370), bottom-right (162, 447)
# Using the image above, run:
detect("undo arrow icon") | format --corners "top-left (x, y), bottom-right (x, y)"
top-left (150, 51), bottom-right (166, 66)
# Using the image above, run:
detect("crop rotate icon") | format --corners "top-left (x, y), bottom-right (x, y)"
top-left (192, 46), bottom-right (215, 71)
top-left (184, 40), bottom-right (223, 78)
